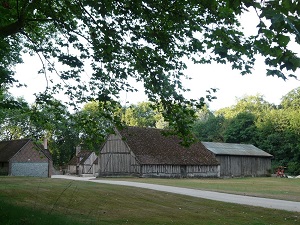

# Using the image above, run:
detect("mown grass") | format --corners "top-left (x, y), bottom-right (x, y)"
top-left (102, 177), bottom-right (300, 202)
top-left (0, 200), bottom-right (83, 225)
top-left (0, 176), bottom-right (299, 225)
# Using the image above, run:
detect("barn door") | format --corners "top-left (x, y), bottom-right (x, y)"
top-left (180, 165), bottom-right (187, 177)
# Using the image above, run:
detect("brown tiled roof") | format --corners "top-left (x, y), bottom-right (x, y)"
top-left (118, 127), bottom-right (219, 166)
top-left (42, 149), bottom-right (53, 161)
top-left (0, 139), bottom-right (30, 162)
top-left (68, 151), bottom-right (92, 165)
top-left (0, 139), bottom-right (53, 162)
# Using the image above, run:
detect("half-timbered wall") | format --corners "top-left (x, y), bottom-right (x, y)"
top-left (81, 152), bottom-right (97, 174)
top-left (140, 164), bottom-right (220, 178)
top-left (68, 152), bottom-right (98, 176)
top-left (216, 155), bottom-right (271, 177)
top-left (99, 134), bottom-right (139, 176)
top-left (68, 165), bottom-right (76, 174)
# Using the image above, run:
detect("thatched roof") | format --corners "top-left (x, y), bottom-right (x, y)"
top-left (118, 127), bottom-right (219, 166)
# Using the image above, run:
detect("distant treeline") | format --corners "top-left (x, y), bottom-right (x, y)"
top-left (193, 90), bottom-right (300, 175)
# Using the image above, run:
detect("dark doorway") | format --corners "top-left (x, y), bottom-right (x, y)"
top-left (180, 165), bottom-right (187, 177)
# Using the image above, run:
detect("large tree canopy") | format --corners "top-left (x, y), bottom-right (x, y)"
top-left (1, 0), bottom-right (299, 142)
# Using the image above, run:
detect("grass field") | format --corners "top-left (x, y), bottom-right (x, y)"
top-left (102, 177), bottom-right (300, 202)
top-left (0, 176), bottom-right (299, 225)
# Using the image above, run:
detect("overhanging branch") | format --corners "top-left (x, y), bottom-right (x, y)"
top-left (0, 19), bottom-right (25, 37)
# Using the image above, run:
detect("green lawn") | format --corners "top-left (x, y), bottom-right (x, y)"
top-left (0, 177), bottom-right (299, 225)
top-left (101, 177), bottom-right (300, 202)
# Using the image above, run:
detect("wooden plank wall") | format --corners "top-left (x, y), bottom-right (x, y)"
top-left (82, 152), bottom-right (98, 174)
top-left (68, 165), bottom-right (76, 174)
top-left (99, 134), bottom-right (139, 176)
top-left (140, 165), bottom-right (220, 178)
top-left (217, 156), bottom-right (271, 177)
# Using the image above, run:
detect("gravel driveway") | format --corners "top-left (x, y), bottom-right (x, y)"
top-left (52, 175), bottom-right (300, 212)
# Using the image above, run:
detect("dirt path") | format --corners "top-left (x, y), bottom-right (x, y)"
top-left (52, 175), bottom-right (300, 212)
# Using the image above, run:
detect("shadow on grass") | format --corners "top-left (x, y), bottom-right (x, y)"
top-left (0, 199), bottom-right (83, 225)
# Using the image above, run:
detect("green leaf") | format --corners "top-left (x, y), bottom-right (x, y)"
top-left (277, 34), bottom-right (290, 47)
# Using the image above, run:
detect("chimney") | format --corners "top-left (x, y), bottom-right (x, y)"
top-left (43, 138), bottom-right (48, 150)
top-left (76, 145), bottom-right (81, 156)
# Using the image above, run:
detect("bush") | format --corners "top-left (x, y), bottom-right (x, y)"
top-left (287, 161), bottom-right (300, 176)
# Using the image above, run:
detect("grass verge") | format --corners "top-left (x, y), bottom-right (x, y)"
top-left (100, 177), bottom-right (300, 202)
top-left (0, 176), bottom-right (299, 225)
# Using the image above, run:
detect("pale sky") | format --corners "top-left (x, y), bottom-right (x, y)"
top-left (118, 58), bottom-right (300, 111)
top-left (10, 9), bottom-right (300, 111)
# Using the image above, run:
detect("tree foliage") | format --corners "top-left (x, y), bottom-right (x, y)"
top-left (215, 94), bottom-right (274, 118)
top-left (280, 87), bottom-right (300, 109)
top-left (30, 99), bottom-right (80, 165)
top-left (193, 106), bottom-right (225, 142)
top-left (223, 112), bottom-right (257, 143)
top-left (193, 114), bottom-right (225, 142)
top-left (1, 0), bottom-right (299, 141)
top-left (72, 101), bottom-right (118, 151)
top-left (0, 94), bottom-right (30, 140)
top-left (192, 90), bottom-right (300, 175)
top-left (123, 102), bottom-right (157, 128)
top-left (256, 108), bottom-right (300, 175)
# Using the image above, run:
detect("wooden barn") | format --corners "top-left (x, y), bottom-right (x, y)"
top-left (202, 142), bottom-right (273, 177)
top-left (67, 146), bottom-right (98, 176)
top-left (98, 127), bottom-right (220, 178)
top-left (0, 139), bottom-right (53, 177)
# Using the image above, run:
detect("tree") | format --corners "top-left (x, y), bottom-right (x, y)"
top-left (27, 97), bottom-right (80, 165)
top-left (72, 101), bottom-right (117, 151)
top-left (1, 1), bottom-right (300, 142)
top-left (216, 94), bottom-right (274, 119)
top-left (193, 114), bottom-right (225, 142)
top-left (280, 86), bottom-right (300, 109)
top-left (223, 112), bottom-right (257, 144)
top-left (0, 98), bottom-right (30, 140)
top-left (123, 102), bottom-right (157, 127)
top-left (256, 108), bottom-right (300, 175)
